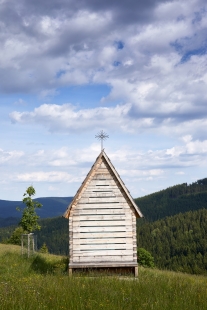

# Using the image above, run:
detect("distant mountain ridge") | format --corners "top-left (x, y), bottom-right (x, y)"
top-left (1, 177), bottom-right (207, 223)
top-left (0, 197), bottom-right (73, 219)
top-left (135, 177), bottom-right (207, 222)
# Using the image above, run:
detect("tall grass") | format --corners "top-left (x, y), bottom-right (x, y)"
top-left (0, 244), bottom-right (207, 310)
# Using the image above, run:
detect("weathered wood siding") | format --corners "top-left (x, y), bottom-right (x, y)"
top-left (69, 158), bottom-right (137, 265)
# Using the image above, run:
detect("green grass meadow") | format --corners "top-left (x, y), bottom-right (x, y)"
top-left (0, 244), bottom-right (207, 310)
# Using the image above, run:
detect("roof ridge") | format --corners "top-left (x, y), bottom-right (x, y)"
top-left (63, 150), bottom-right (143, 218)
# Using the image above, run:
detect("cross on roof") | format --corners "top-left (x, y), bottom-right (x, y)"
top-left (95, 130), bottom-right (109, 151)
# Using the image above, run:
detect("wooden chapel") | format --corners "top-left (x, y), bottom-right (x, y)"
top-left (63, 150), bottom-right (143, 276)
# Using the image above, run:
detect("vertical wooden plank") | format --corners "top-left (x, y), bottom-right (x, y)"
top-left (69, 268), bottom-right (73, 277)
top-left (28, 234), bottom-right (30, 258)
top-left (132, 214), bottom-right (137, 262)
top-left (69, 218), bottom-right (73, 263)
top-left (21, 235), bottom-right (23, 255)
top-left (135, 266), bottom-right (138, 277)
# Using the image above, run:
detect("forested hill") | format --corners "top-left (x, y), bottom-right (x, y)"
top-left (137, 208), bottom-right (207, 275)
top-left (135, 178), bottom-right (207, 221)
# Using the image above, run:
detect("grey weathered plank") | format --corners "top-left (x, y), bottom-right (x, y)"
top-left (72, 226), bottom-right (132, 233)
top-left (71, 208), bottom-right (130, 215)
top-left (95, 168), bottom-right (110, 173)
top-left (72, 237), bottom-right (133, 244)
top-left (69, 262), bottom-right (138, 267)
top-left (72, 232), bottom-right (133, 238)
top-left (74, 203), bottom-right (128, 209)
top-left (73, 244), bottom-right (133, 250)
top-left (86, 186), bottom-right (120, 191)
top-left (72, 220), bottom-right (132, 227)
top-left (72, 214), bottom-right (132, 221)
top-left (88, 179), bottom-right (116, 184)
top-left (72, 255), bottom-right (134, 262)
top-left (80, 192), bottom-right (117, 198)
top-left (79, 197), bottom-right (127, 203)
top-left (91, 175), bottom-right (114, 180)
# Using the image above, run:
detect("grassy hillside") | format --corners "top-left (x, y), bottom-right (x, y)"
top-left (0, 244), bottom-right (207, 310)
top-left (135, 178), bottom-right (207, 221)
top-left (0, 196), bottom-right (73, 220)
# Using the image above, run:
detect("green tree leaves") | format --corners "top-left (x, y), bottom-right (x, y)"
top-left (138, 248), bottom-right (155, 268)
top-left (18, 186), bottom-right (42, 233)
top-left (7, 226), bottom-right (24, 245)
top-left (39, 242), bottom-right (49, 253)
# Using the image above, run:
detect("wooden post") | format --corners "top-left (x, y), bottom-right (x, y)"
top-left (135, 266), bottom-right (138, 277)
top-left (32, 235), bottom-right (35, 255)
top-left (69, 268), bottom-right (73, 277)
top-left (28, 234), bottom-right (30, 258)
top-left (21, 235), bottom-right (23, 255)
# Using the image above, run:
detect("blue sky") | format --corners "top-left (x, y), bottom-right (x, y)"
top-left (0, 0), bottom-right (207, 200)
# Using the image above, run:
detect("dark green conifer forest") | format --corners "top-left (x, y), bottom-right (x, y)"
top-left (137, 209), bottom-right (207, 274)
top-left (135, 178), bottom-right (207, 221)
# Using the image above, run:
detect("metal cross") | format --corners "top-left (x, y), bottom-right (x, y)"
top-left (95, 130), bottom-right (109, 151)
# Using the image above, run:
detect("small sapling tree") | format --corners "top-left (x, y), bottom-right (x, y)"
top-left (8, 186), bottom-right (42, 245)
top-left (40, 242), bottom-right (49, 253)
top-left (18, 185), bottom-right (42, 233)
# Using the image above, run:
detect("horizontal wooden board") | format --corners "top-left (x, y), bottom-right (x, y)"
top-left (72, 237), bottom-right (133, 245)
top-left (91, 174), bottom-right (114, 179)
top-left (82, 189), bottom-right (118, 192)
top-left (81, 193), bottom-right (117, 198)
top-left (72, 226), bottom-right (133, 233)
top-left (89, 179), bottom-right (116, 186)
top-left (72, 249), bottom-right (134, 256)
top-left (72, 220), bottom-right (132, 227)
top-left (79, 197), bottom-right (127, 203)
top-left (70, 226), bottom-right (136, 232)
top-left (96, 165), bottom-right (108, 169)
top-left (69, 262), bottom-right (138, 268)
top-left (72, 232), bottom-right (134, 238)
top-left (81, 193), bottom-right (123, 198)
top-left (71, 208), bottom-right (131, 215)
top-left (73, 244), bottom-right (133, 250)
top-left (83, 191), bottom-right (122, 196)
top-left (75, 203), bottom-right (128, 209)
top-left (89, 188), bottom-right (118, 193)
top-left (72, 215), bottom-right (132, 221)
top-left (72, 255), bottom-right (134, 263)
top-left (84, 189), bottom-right (116, 192)
top-left (95, 168), bottom-right (111, 173)
top-left (86, 186), bottom-right (120, 191)
top-left (90, 175), bottom-right (114, 180)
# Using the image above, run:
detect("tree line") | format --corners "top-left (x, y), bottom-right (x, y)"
top-left (135, 178), bottom-right (207, 221)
